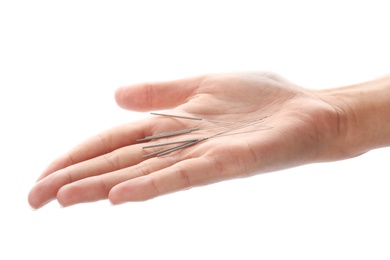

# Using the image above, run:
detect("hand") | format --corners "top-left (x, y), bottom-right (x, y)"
top-left (28, 72), bottom-right (346, 209)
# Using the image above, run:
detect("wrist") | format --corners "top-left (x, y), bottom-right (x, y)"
top-left (319, 75), bottom-right (390, 157)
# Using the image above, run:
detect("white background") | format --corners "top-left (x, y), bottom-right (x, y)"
top-left (1, 0), bottom-right (389, 259)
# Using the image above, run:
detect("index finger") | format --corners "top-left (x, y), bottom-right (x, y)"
top-left (36, 119), bottom-right (151, 182)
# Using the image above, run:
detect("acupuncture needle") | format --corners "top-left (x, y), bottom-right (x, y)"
top-left (137, 116), bottom-right (267, 142)
top-left (150, 112), bottom-right (202, 121)
top-left (142, 139), bottom-right (200, 149)
top-left (142, 119), bottom-right (266, 157)
top-left (154, 121), bottom-right (262, 157)
top-left (143, 126), bottom-right (272, 150)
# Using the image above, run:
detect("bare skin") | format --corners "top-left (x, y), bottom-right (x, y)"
top-left (28, 72), bottom-right (390, 209)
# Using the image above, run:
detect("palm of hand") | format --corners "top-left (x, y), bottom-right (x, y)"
top-left (28, 72), bottom-right (340, 208)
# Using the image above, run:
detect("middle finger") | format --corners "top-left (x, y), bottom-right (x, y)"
top-left (56, 154), bottom-right (179, 206)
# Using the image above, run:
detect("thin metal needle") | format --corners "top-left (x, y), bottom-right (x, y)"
top-left (140, 112), bottom-right (271, 158)
top-left (152, 123), bottom-right (260, 157)
top-left (141, 121), bottom-right (262, 158)
top-left (142, 139), bottom-right (201, 158)
top-left (143, 139), bottom-right (200, 149)
top-left (156, 139), bottom-right (202, 157)
top-left (150, 112), bottom-right (203, 121)
top-left (137, 128), bottom-right (200, 142)
top-left (137, 116), bottom-right (268, 142)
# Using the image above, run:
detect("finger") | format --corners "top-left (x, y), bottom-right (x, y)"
top-left (115, 75), bottom-right (205, 111)
top-left (28, 143), bottom-right (147, 209)
top-left (109, 156), bottom-right (232, 204)
top-left (36, 120), bottom-right (151, 182)
top-left (56, 156), bottom-right (177, 207)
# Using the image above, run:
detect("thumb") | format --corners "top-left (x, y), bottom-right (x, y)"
top-left (115, 76), bottom-right (204, 112)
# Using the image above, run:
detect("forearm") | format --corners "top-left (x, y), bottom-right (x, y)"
top-left (321, 75), bottom-right (390, 156)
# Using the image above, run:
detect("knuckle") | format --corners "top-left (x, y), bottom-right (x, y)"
top-left (174, 165), bottom-right (192, 190)
top-left (102, 152), bottom-right (120, 171)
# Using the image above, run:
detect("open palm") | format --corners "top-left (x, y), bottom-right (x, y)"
top-left (28, 72), bottom-right (343, 209)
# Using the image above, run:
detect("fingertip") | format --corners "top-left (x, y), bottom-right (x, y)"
top-left (114, 84), bottom-right (148, 111)
top-left (114, 86), bottom-right (128, 110)
top-left (28, 186), bottom-right (51, 210)
top-left (56, 186), bottom-right (73, 208)
top-left (115, 76), bottom-right (201, 112)
top-left (108, 185), bottom-right (124, 205)
top-left (109, 179), bottom-right (152, 204)
top-left (27, 189), bottom-right (40, 210)
top-left (56, 183), bottom-right (88, 208)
